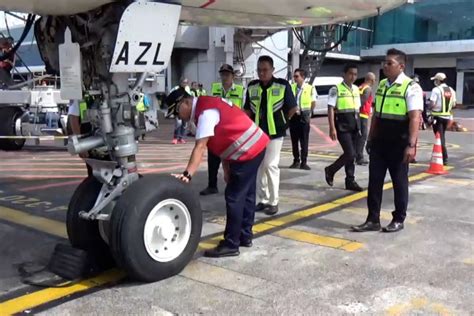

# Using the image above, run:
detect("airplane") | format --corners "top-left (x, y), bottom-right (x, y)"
top-left (0, 0), bottom-right (408, 282)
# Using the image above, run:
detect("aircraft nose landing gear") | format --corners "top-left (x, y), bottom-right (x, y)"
top-left (40, 0), bottom-right (201, 282)
top-left (67, 174), bottom-right (202, 282)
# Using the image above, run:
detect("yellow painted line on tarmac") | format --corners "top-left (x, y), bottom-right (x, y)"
top-left (386, 297), bottom-right (453, 316)
top-left (199, 213), bottom-right (363, 252)
top-left (199, 171), bottom-right (435, 252)
top-left (274, 228), bottom-right (363, 252)
top-left (430, 303), bottom-right (454, 316)
top-left (197, 236), bottom-right (222, 251)
top-left (0, 269), bottom-right (125, 315)
top-left (0, 169), bottom-right (442, 313)
top-left (281, 151), bottom-right (338, 160)
top-left (386, 297), bottom-right (428, 316)
top-left (462, 258), bottom-right (474, 265)
top-left (0, 206), bottom-right (67, 238)
top-left (409, 162), bottom-right (430, 167)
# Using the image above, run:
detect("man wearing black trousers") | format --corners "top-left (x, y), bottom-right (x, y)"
top-left (289, 68), bottom-right (317, 170)
top-left (200, 64), bottom-right (245, 196)
top-left (324, 64), bottom-right (363, 192)
top-left (167, 88), bottom-right (269, 257)
top-left (352, 48), bottom-right (423, 233)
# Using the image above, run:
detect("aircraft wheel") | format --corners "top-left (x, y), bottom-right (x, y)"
top-left (0, 107), bottom-right (25, 150)
top-left (109, 174), bottom-right (202, 282)
top-left (67, 176), bottom-right (113, 265)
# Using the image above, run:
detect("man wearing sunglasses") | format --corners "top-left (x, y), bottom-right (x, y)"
top-left (289, 68), bottom-right (317, 170)
top-left (352, 48), bottom-right (423, 233)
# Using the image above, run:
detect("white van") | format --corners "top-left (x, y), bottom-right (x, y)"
top-left (312, 76), bottom-right (343, 116)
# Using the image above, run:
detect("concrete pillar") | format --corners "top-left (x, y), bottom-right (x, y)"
top-left (224, 27), bottom-right (234, 66)
top-left (166, 65), bottom-right (172, 93)
top-left (291, 31), bottom-right (300, 76)
top-left (456, 71), bottom-right (464, 105)
top-left (405, 56), bottom-right (415, 77)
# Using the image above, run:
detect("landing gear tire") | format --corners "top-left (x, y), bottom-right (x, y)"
top-left (0, 106), bottom-right (25, 151)
top-left (109, 174), bottom-right (202, 282)
top-left (66, 177), bottom-right (113, 267)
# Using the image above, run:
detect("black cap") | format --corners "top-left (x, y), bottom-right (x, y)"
top-left (219, 64), bottom-right (234, 74)
top-left (165, 87), bottom-right (191, 118)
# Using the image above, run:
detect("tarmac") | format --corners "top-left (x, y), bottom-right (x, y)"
top-left (0, 109), bottom-right (473, 315)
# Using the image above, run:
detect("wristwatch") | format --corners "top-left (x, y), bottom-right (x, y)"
top-left (408, 143), bottom-right (416, 148)
top-left (182, 170), bottom-right (192, 181)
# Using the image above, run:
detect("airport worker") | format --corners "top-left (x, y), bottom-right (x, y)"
top-left (166, 88), bottom-right (269, 257)
top-left (243, 55), bottom-right (298, 216)
top-left (356, 72), bottom-right (376, 165)
top-left (324, 63), bottom-right (364, 192)
top-left (429, 72), bottom-right (456, 166)
top-left (288, 68), bottom-right (317, 170)
top-left (200, 63), bottom-right (245, 196)
top-left (169, 78), bottom-right (190, 144)
top-left (352, 48), bottom-right (423, 233)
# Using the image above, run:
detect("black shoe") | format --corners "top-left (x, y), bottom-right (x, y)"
top-left (200, 187), bottom-right (218, 196)
top-left (300, 163), bottom-right (311, 170)
top-left (324, 167), bottom-right (334, 187)
top-left (240, 239), bottom-right (253, 248)
top-left (356, 159), bottom-right (369, 166)
top-left (382, 221), bottom-right (404, 233)
top-left (409, 159), bottom-right (417, 164)
top-left (255, 203), bottom-right (268, 212)
top-left (289, 161), bottom-right (300, 169)
top-left (443, 161), bottom-right (448, 166)
top-left (351, 221), bottom-right (381, 232)
top-left (204, 242), bottom-right (240, 258)
top-left (265, 205), bottom-right (279, 215)
top-left (346, 181), bottom-right (363, 192)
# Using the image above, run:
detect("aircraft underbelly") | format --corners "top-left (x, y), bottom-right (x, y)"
top-left (0, 0), bottom-right (407, 27)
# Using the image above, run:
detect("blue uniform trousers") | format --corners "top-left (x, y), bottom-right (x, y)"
top-left (223, 150), bottom-right (265, 249)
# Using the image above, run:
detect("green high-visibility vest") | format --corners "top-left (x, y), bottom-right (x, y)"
top-left (291, 83), bottom-right (312, 111)
top-left (375, 78), bottom-right (412, 121)
top-left (432, 86), bottom-right (454, 117)
top-left (211, 82), bottom-right (244, 108)
top-left (248, 82), bottom-right (286, 136)
top-left (79, 100), bottom-right (88, 122)
top-left (198, 88), bottom-right (207, 96)
top-left (335, 83), bottom-right (359, 113)
top-left (136, 93), bottom-right (146, 112)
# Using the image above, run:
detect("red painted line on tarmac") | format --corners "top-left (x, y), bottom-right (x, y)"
top-left (1, 162), bottom-right (84, 166)
top-left (139, 164), bottom-right (187, 174)
top-left (19, 180), bottom-right (82, 192)
top-left (0, 168), bottom-right (85, 172)
top-left (0, 175), bottom-right (86, 179)
top-left (310, 124), bottom-right (337, 148)
top-left (200, 0), bottom-right (216, 8)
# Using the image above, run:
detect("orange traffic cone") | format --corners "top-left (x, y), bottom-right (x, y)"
top-left (426, 132), bottom-right (447, 175)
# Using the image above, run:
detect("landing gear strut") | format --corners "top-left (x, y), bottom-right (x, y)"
top-left (46, 1), bottom-right (203, 282)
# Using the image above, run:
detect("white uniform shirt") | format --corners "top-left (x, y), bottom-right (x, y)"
top-left (68, 100), bottom-right (80, 116)
top-left (327, 83), bottom-right (361, 109)
top-left (430, 83), bottom-right (456, 119)
top-left (191, 97), bottom-right (220, 140)
top-left (386, 72), bottom-right (424, 112)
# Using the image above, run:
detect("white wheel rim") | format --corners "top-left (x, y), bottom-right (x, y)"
top-left (143, 198), bottom-right (192, 262)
